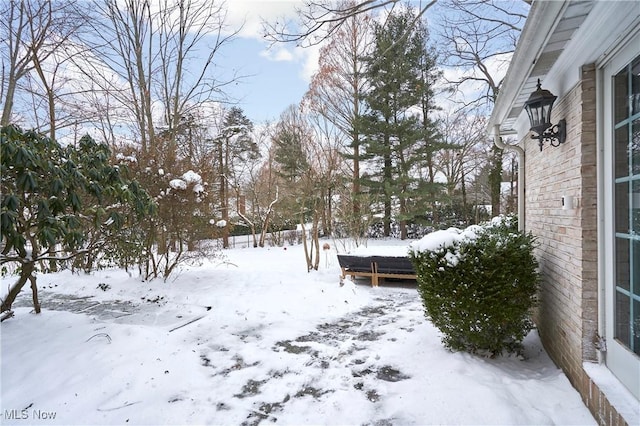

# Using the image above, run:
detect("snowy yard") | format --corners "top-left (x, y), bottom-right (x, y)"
top-left (1, 240), bottom-right (595, 425)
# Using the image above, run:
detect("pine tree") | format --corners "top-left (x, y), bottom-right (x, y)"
top-left (217, 107), bottom-right (257, 248)
top-left (360, 10), bottom-right (441, 238)
top-left (272, 107), bottom-right (310, 183)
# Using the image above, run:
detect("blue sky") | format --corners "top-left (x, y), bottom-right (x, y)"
top-left (211, 0), bottom-right (516, 125)
top-left (216, 0), bottom-right (320, 124)
top-left (220, 37), bottom-right (313, 124)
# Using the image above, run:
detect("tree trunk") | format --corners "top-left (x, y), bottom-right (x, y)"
top-left (250, 226), bottom-right (258, 248)
top-left (461, 167), bottom-right (468, 224)
top-left (427, 151), bottom-right (439, 224)
top-left (326, 186), bottom-right (333, 236)
top-left (1, 77), bottom-right (18, 126)
top-left (353, 135), bottom-right (361, 216)
top-left (400, 195), bottom-right (408, 240)
top-left (400, 181), bottom-right (408, 240)
top-left (218, 141), bottom-right (229, 248)
top-left (312, 213), bottom-right (320, 270)
top-left (489, 145), bottom-right (503, 217)
top-left (300, 220), bottom-right (312, 272)
top-left (259, 214), bottom-right (271, 248)
top-left (29, 274), bottom-right (41, 314)
top-left (238, 210), bottom-right (258, 248)
top-left (223, 140), bottom-right (231, 248)
top-left (384, 143), bottom-right (392, 237)
top-left (1, 262), bottom-right (36, 313)
top-left (259, 189), bottom-right (279, 248)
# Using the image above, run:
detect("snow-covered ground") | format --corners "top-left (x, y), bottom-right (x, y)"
top-left (1, 240), bottom-right (595, 425)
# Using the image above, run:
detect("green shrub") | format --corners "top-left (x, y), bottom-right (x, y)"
top-left (410, 216), bottom-right (539, 356)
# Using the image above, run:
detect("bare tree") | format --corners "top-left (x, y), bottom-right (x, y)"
top-left (231, 126), bottom-right (269, 248)
top-left (63, 0), bottom-right (244, 276)
top-left (435, 112), bottom-right (495, 224)
top-left (437, 0), bottom-right (529, 216)
top-left (0, 0), bottom-right (89, 130)
top-left (306, 106), bottom-right (349, 236)
top-left (235, 123), bottom-right (281, 248)
top-left (254, 146), bottom-right (281, 248)
top-left (297, 112), bottom-right (345, 271)
top-left (438, 0), bottom-right (528, 109)
top-left (80, 0), bottom-right (240, 156)
top-left (303, 4), bottom-right (373, 232)
top-left (269, 105), bottom-right (335, 270)
top-left (263, 0), bottom-right (435, 48)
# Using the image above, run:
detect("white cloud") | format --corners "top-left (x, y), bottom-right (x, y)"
top-left (225, 0), bottom-right (301, 40)
top-left (258, 42), bottom-right (321, 84)
top-left (300, 43), bottom-right (321, 82)
top-left (260, 46), bottom-right (295, 62)
top-left (225, 1), bottom-right (322, 84)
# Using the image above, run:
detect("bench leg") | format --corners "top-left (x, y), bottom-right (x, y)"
top-left (371, 262), bottom-right (379, 287)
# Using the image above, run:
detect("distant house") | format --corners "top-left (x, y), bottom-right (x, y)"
top-left (488, 1), bottom-right (639, 424)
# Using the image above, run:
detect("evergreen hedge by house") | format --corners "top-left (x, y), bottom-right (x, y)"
top-left (410, 217), bottom-right (539, 356)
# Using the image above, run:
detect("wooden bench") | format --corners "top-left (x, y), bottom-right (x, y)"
top-left (337, 254), bottom-right (417, 287)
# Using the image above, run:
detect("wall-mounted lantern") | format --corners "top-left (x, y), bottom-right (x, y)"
top-left (523, 79), bottom-right (566, 151)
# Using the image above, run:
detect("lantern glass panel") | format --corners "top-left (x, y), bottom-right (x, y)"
top-left (525, 104), bottom-right (540, 128)
top-left (542, 103), bottom-right (553, 126)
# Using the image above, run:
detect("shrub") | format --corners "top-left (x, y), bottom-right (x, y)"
top-left (410, 216), bottom-right (539, 356)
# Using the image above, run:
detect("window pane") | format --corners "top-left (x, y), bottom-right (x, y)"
top-left (633, 299), bottom-right (640, 355)
top-left (617, 238), bottom-right (631, 291)
top-left (633, 240), bottom-right (640, 295)
top-left (616, 291), bottom-right (631, 346)
top-left (635, 242), bottom-right (640, 296)
top-left (632, 56), bottom-right (640, 116)
top-left (616, 126), bottom-right (629, 178)
top-left (633, 180), bottom-right (640, 232)
top-left (633, 120), bottom-right (640, 174)
top-left (616, 182), bottom-right (629, 233)
top-left (615, 66), bottom-right (629, 123)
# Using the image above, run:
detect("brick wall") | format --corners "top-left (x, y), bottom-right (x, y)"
top-left (580, 369), bottom-right (630, 426)
top-left (524, 64), bottom-right (629, 425)
top-left (526, 64), bottom-right (598, 377)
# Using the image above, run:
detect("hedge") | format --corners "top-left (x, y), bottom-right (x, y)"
top-left (409, 216), bottom-right (539, 356)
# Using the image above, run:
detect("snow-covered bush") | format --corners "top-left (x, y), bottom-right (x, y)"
top-left (409, 216), bottom-right (539, 356)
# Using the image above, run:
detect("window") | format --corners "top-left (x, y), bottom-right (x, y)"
top-left (602, 33), bottom-right (640, 399)
top-left (613, 55), bottom-right (640, 356)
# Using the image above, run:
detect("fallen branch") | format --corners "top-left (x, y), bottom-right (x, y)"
top-left (97, 401), bottom-right (141, 412)
top-left (1, 310), bottom-right (14, 322)
top-left (169, 315), bottom-right (206, 332)
top-left (85, 333), bottom-right (112, 344)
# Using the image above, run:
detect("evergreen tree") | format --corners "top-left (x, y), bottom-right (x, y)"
top-left (220, 107), bottom-right (259, 161)
top-left (360, 10), bottom-right (441, 238)
top-left (272, 106), bottom-right (310, 183)
top-left (0, 125), bottom-right (155, 314)
top-left (415, 27), bottom-right (448, 228)
top-left (217, 107), bottom-right (258, 248)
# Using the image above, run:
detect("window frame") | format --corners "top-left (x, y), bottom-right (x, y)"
top-left (600, 31), bottom-right (640, 400)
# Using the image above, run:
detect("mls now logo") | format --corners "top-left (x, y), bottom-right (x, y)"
top-left (4, 409), bottom-right (57, 420)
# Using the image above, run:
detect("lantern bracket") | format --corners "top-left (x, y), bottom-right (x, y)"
top-left (531, 119), bottom-right (566, 151)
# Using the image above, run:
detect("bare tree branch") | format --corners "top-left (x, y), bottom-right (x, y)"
top-left (262, 0), bottom-right (435, 48)
top-left (437, 0), bottom-right (529, 111)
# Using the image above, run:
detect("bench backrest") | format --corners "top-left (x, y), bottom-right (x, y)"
top-left (337, 254), bottom-right (415, 274)
top-left (372, 256), bottom-right (415, 274)
top-left (337, 255), bottom-right (374, 272)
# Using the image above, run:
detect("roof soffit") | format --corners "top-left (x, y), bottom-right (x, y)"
top-left (488, 0), bottom-right (570, 134)
top-left (489, 1), bottom-right (596, 135)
